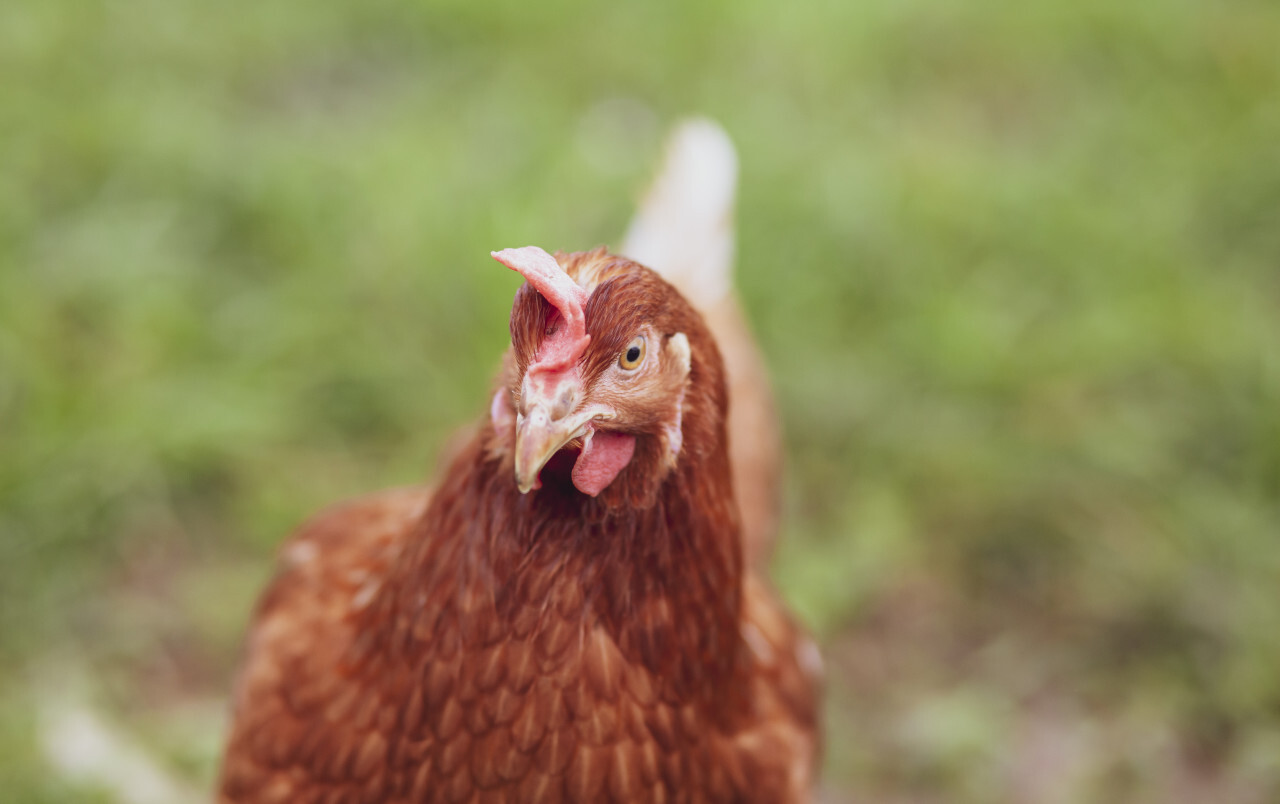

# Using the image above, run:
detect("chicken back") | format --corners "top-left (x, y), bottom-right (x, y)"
top-left (218, 248), bottom-right (819, 803)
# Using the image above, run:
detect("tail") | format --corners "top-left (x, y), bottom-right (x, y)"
top-left (621, 118), bottom-right (737, 309)
top-left (620, 119), bottom-right (784, 567)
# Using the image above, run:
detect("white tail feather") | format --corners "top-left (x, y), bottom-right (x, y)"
top-left (621, 118), bottom-right (738, 308)
top-left (621, 119), bottom-right (783, 567)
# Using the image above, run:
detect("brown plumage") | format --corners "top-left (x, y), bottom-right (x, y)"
top-left (217, 247), bottom-right (819, 803)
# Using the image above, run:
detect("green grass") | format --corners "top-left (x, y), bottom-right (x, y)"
top-left (3, 0), bottom-right (1279, 800)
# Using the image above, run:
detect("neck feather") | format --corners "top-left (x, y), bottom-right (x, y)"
top-left (389, 424), bottom-right (744, 706)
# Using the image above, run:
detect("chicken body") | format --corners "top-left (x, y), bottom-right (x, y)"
top-left (218, 250), bottom-right (818, 803)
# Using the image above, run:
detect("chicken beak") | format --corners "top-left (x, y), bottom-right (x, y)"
top-left (514, 404), bottom-right (591, 494)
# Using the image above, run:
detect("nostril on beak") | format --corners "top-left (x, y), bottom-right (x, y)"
top-left (549, 387), bottom-right (576, 421)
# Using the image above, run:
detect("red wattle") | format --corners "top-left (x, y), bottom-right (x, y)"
top-left (571, 428), bottom-right (636, 497)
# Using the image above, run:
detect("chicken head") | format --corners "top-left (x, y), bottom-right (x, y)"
top-left (492, 246), bottom-right (702, 501)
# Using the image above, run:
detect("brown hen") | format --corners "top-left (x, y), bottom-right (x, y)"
top-left (217, 245), bottom-right (818, 803)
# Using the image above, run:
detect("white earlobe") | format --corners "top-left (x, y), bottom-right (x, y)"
top-left (490, 389), bottom-right (515, 435)
top-left (662, 333), bottom-right (691, 465)
top-left (667, 332), bottom-right (691, 375)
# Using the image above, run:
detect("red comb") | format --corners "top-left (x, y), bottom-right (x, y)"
top-left (491, 246), bottom-right (591, 373)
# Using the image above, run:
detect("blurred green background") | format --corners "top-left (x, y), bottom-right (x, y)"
top-left (3, 0), bottom-right (1279, 801)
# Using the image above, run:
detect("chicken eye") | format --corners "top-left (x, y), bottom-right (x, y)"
top-left (619, 336), bottom-right (646, 370)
